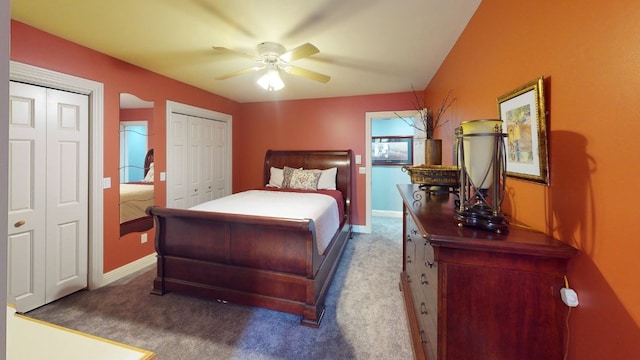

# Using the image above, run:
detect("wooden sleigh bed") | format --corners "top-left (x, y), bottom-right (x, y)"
top-left (147, 150), bottom-right (353, 327)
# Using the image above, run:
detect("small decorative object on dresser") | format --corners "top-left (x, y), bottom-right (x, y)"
top-left (397, 87), bottom-right (456, 165)
top-left (397, 184), bottom-right (578, 360)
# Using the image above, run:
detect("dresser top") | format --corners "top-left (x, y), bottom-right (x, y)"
top-left (398, 184), bottom-right (578, 259)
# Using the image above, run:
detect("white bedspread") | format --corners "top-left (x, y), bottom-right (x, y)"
top-left (189, 190), bottom-right (340, 254)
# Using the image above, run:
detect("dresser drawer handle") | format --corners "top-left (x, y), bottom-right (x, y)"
top-left (407, 255), bottom-right (412, 264)
top-left (420, 302), bottom-right (428, 315)
top-left (420, 273), bottom-right (428, 285)
top-left (426, 260), bottom-right (435, 269)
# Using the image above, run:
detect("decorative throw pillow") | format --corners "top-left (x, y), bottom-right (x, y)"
top-left (288, 169), bottom-right (322, 190)
top-left (281, 166), bottom-right (297, 188)
top-left (267, 167), bottom-right (284, 187)
top-left (316, 167), bottom-right (337, 190)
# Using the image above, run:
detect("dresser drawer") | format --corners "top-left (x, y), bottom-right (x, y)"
top-left (418, 240), bottom-right (438, 310)
top-left (416, 299), bottom-right (438, 360)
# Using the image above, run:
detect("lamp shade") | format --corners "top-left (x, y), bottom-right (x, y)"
top-left (257, 68), bottom-right (285, 91)
top-left (460, 119), bottom-right (503, 189)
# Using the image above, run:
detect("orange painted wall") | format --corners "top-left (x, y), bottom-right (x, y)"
top-left (234, 93), bottom-right (416, 226)
top-left (10, 20), bottom-right (240, 272)
top-left (424, 0), bottom-right (640, 358)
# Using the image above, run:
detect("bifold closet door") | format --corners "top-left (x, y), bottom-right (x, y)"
top-left (168, 112), bottom-right (228, 209)
top-left (8, 81), bottom-right (88, 312)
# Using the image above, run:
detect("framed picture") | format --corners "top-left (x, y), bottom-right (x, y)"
top-left (497, 76), bottom-right (549, 184)
top-left (372, 136), bottom-right (413, 165)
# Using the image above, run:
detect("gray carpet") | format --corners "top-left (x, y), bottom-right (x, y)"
top-left (27, 216), bottom-right (412, 359)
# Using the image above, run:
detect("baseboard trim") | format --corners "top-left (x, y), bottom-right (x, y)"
top-left (373, 210), bottom-right (403, 218)
top-left (100, 253), bottom-right (156, 287)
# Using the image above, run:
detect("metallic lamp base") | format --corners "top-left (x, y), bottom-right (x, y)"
top-left (455, 207), bottom-right (509, 234)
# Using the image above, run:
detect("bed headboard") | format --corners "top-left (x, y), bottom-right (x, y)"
top-left (264, 150), bottom-right (354, 221)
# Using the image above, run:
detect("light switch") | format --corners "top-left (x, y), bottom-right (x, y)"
top-left (103, 177), bottom-right (111, 189)
top-left (160, 172), bottom-right (166, 181)
top-left (359, 167), bottom-right (366, 174)
top-left (355, 154), bottom-right (362, 164)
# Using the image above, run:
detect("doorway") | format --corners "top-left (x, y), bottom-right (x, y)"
top-left (365, 110), bottom-right (420, 233)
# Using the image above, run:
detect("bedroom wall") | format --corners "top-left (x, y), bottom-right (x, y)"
top-left (10, 20), bottom-right (240, 273)
top-left (234, 93), bottom-right (418, 226)
top-left (423, 0), bottom-right (640, 358)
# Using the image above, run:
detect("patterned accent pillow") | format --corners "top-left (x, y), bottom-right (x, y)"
top-left (288, 169), bottom-right (322, 190)
top-left (282, 166), bottom-right (297, 188)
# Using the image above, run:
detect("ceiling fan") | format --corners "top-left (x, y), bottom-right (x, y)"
top-left (212, 42), bottom-right (330, 91)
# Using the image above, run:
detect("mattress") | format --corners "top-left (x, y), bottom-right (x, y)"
top-left (189, 189), bottom-right (340, 254)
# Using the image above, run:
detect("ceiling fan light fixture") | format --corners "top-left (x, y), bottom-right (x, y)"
top-left (257, 68), bottom-right (285, 91)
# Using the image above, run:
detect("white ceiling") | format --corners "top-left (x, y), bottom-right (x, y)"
top-left (11, 0), bottom-right (481, 103)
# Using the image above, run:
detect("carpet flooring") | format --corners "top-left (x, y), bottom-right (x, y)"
top-left (27, 216), bottom-right (412, 359)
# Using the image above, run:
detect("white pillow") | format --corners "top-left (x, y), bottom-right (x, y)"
top-left (267, 167), bottom-right (284, 188)
top-left (143, 162), bottom-right (154, 183)
top-left (316, 167), bottom-right (337, 190)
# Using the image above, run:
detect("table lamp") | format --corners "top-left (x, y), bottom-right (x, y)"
top-left (455, 119), bottom-right (508, 233)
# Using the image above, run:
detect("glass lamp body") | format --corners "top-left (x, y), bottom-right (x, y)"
top-left (460, 119), bottom-right (503, 189)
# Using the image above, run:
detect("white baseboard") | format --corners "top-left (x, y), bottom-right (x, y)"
top-left (99, 253), bottom-right (156, 288)
top-left (352, 224), bottom-right (368, 234)
top-left (372, 210), bottom-right (403, 218)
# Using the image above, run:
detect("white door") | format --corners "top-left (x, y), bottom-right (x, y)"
top-left (210, 120), bottom-right (227, 200)
top-left (167, 111), bottom-right (230, 209)
top-left (8, 82), bottom-right (88, 312)
top-left (167, 113), bottom-right (188, 208)
top-left (188, 117), bottom-right (204, 206)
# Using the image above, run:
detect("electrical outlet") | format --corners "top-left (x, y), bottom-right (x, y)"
top-left (141, 233), bottom-right (148, 244)
top-left (560, 288), bottom-right (579, 307)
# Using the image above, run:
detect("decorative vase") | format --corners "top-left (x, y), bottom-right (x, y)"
top-left (425, 138), bottom-right (442, 165)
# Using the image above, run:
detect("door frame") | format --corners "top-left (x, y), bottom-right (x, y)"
top-left (365, 110), bottom-right (419, 233)
top-left (165, 100), bottom-right (233, 206)
top-left (10, 61), bottom-right (105, 290)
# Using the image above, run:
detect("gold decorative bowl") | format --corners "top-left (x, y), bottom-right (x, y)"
top-left (403, 165), bottom-right (460, 187)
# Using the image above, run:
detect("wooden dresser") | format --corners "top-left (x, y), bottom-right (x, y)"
top-left (398, 184), bottom-right (578, 360)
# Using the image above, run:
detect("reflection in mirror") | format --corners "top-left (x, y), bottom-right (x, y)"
top-left (119, 93), bottom-right (155, 237)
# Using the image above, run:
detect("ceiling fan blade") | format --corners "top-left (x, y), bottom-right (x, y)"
top-left (212, 46), bottom-right (258, 61)
top-left (280, 43), bottom-right (320, 62)
top-left (286, 65), bottom-right (331, 83)
top-left (215, 66), bottom-right (264, 80)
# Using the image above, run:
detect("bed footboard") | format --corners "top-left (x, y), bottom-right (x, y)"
top-left (147, 205), bottom-right (351, 327)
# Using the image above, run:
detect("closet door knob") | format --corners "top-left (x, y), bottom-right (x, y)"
top-left (14, 220), bottom-right (25, 228)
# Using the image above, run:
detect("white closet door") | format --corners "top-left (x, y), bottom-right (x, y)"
top-left (44, 88), bottom-right (89, 303)
top-left (210, 120), bottom-right (227, 200)
top-left (7, 82), bottom-right (88, 312)
top-left (167, 113), bottom-right (188, 208)
top-left (188, 117), bottom-right (204, 207)
top-left (8, 82), bottom-right (48, 312)
top-left (167, 109), bottom-right (230, 209)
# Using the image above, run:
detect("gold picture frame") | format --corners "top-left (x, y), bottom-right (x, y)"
top-left (497, 76), bottom-right (549, 184)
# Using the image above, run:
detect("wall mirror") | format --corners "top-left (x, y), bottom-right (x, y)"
top-left (119, 93), bottom-right (155, 236)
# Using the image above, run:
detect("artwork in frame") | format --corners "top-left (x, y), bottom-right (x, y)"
top-left (497, 76), bottom-right (550, 184)
top-left (372, 136), bottom-right (413, 165)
